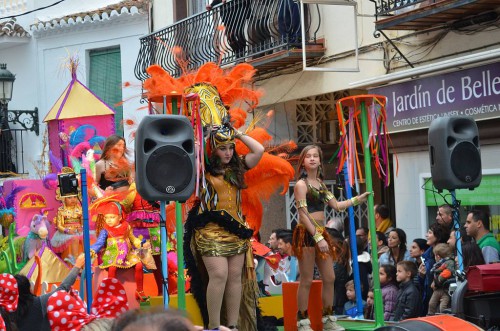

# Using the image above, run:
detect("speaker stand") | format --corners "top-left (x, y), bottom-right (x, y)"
top-left (160, 201), bottom-right (170, 310)
top-left (450, 190), bottom-right (464, 272)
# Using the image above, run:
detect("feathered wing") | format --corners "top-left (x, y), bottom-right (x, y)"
top-left (236, 128), bottom-right (295, 234)
top-left (242, 153), bottom-right (295, 234)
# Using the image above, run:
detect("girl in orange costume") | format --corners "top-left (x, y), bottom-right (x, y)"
top-left (90, 200), bottom-right (150, 302)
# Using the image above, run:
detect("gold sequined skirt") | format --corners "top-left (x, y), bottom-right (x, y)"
top-left (194, 222), bottom-right (249, 257)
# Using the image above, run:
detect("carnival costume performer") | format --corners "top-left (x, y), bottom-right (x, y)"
top-left (293, 145), bottom-right (371, 331)
top-left (90, 198), bottom-right (151, 302)
top-left (143, 61), bottom-right (294, 331)
top-left (186, 123), bottom-right (264, 331)
top-left (50, 168), bottom-right (83, 265)
top-left (95, 135), bottom-right (133, 192)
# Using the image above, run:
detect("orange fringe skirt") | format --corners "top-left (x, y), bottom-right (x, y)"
top-left (292, 224), bottom-right (337, 260)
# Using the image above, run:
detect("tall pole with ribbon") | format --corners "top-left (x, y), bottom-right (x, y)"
top-left (336, 95), bottom-right (390, 327)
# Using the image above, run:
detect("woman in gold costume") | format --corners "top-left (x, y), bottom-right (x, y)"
top-left (143, 61), bottom-right (293, 331)
top-left (185, 123), bottom-right (264, 331)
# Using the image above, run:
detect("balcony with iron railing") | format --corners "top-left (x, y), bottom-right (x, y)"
top-left (372, 0), bottom-right (500, 31)
top-left (135, 0), bottom-right (326, 81)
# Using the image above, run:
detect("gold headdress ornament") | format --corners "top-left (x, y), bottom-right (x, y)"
top-left (144, 62), bottom-right (262, 150)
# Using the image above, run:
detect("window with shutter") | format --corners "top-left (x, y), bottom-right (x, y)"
top-left (89, 47), bottom-right (123, 136)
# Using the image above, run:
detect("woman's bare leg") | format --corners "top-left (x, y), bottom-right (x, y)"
top-left (297, 247), bottom-right (316, 313)
top-left (224, 253), bottom-right (245, 329)
top-left (315, 254), bottom-right (335, 310)
top-left (202, 256), bottom-right (229, 329)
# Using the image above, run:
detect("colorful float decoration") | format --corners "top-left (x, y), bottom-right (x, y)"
top-left (43, 58), bottom-right (115, 172)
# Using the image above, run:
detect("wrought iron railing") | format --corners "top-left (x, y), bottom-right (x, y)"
top-left (0, 108), bottom-right (39, 176)
top-left (135, 0), bottom-right (321, 80)
top-left (372, 0), bottom-right (427, 17)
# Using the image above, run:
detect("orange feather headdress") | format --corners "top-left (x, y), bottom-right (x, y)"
top-left (143, 62), bottom-right (294, 234)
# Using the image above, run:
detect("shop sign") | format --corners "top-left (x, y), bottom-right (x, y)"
top-left (370, 62), bottom-right (500, 133)
top-left (424, 174), bottom-right (500, 206)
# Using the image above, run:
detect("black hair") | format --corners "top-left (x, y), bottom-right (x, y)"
top-left (380, 264), bottom-right (397, 286)
top-left (469, 209), bottom-right (491, 231)
top-left (375, 204), bottom-right (390, 219)
top-left (461, 240), bottom-right (485, 269)
top-left (376, 231), bottom-right (388, 246)
top-left (413, 238), bottom-right (429, 252)
top-left (207, 150), bottom-right (247, 189)
top-left (11, 274), bottom-right (34, 324)
top-left (388, 228), bottom-right (407, 264)
top-left (276, 229), bottom-right (293, 244)
top-left (429, 222), bottom-right (451, 244)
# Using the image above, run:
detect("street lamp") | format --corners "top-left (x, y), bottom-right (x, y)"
top-left (0, 63), bottom-right (15, 104)
top-left (0, 63), bottom-right (16, 174)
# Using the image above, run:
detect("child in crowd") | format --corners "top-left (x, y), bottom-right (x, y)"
top-left (375, 231), bottom-right (389, 257)
top-left (343, 280), bottom-right (366, 318)
top-left (364, 289), bottom-right (374, 320)
top-left (428, 243), bottom-right (456, 315)
top-left (356, 236), bottom-right (372, 300)
top-left (379, 264), bottom-right (398, 320)
top-left (392, 261), bottom-right (422, 321)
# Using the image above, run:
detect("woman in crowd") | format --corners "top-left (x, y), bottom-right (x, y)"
top-left (293, 144), bottom-right (370, 331)
top-left (184, 124), bottom-right (264, 331)
top-left (461, 240), bottom-right (485, 269)
top-left (95, 135), bottom-right (133, 192)
top-left (419, 222), bottom-right (451, 316)
top-left (409, 238), bottom-right (429, 266)
top-left (379, 228), bottom-right (413, 266)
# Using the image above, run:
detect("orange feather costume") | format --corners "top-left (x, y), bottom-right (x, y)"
top-left (143, 62), bottom-right (294, 330)
top-left (143, 62), bottom-right (294, 235)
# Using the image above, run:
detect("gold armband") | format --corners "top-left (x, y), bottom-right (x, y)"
top-left (296, 199), bottom-right (307, 209)
top-left (324, 190), bottom-right (335, 202)
top-left (351, 196), bottom-right (360, 206)
top-left (313, 232), bottom-right (324, 243)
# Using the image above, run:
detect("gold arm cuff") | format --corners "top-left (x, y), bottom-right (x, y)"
top-left (296, 199), bottom-right (307, 209)
top-left (313, 233), bottom-right (324, 243)
top-left (351, 196), bottom-right (360, 206)
top-left (324, 191), bottom-right (335, 202)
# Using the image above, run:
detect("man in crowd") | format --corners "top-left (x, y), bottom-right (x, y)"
top-left (464, 209), bottom-right (500, 264)
top-left (276, 229), bottom-right (299, 282)
top-left (436, 204), bottom-right (453, 229)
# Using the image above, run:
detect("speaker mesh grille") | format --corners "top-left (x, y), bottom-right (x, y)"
top-left (145, 145), bottom-right (193, 195)
top-left (450, 141), bottom-right (481, 183)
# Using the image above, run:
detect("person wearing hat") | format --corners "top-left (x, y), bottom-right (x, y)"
top-left (90, 199), bottom-right (151, 303)
top-left (184, 121), bottom-right (264, 331)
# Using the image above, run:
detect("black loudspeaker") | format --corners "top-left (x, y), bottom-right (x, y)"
top-left (135, 115), bottom-right (195, 202)
top-left (58, 173), bottom-right (79, 197)
top-left (428, 116), bottom-right (481, 191)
